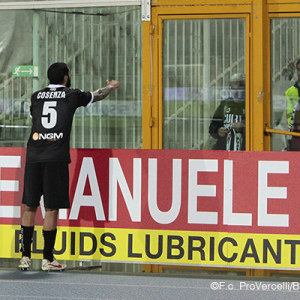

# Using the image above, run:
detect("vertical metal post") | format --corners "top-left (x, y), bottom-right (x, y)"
top-left (81, 12), bottom-right (85, 148)
top-left (222, 20), bottom-right (225, 84)
top-left (203, 19), bottom-right (211, 146)
top-left (165, 20), bottom-right (170, 148)
top-left (64, 9), bottom-right (67, 65)
top-left (197, 21), bottom-right (201, 148)
top-left (123, 9), bottom-right (128, 148)
top-left (106, 13), bottom-right (111, 147)
top-left (33, 11), bottom-right (39, 92)
top-left (182, 21), bottom-right (186, 148)
top-left (115, 7), bottom-right (120, 148)
top-left (230, 19), bottom-right (233, 76)
top-left (190, 20), bottom-right (193, 148)
top-left (136, 8), bottom-right (142, 148)
top-left (99, 13), bottom-right (103, 148)
top-left (237, 19), bottom-right (240, 73)
top-left (174, 21), bottom-right (178, 146)
top-left (132, 9), bottom-right (136, 148)
top-left (90, 10), bottom-right (94, 148)
top-left (54, 11), bottom-right (58, 62)
top-left (45, 12), bottom-right (49, 71)
top-left (71, 13), bottom-right (76, 148)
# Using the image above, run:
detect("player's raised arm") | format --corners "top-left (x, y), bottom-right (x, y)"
top-left (92, 80), bottom-right (120, 103)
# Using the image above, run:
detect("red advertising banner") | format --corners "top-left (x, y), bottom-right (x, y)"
top-left (0, 147), bottom-right (300, 269)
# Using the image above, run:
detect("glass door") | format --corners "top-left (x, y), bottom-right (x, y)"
top-left (269, 15), bottom-right (300, 151)
top-left (155, 15), bottom-right (249, 150)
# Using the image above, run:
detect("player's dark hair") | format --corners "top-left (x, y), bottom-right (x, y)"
top-left (296, 59), bottom-right (300, 67)
top-left (47, 62), bottom-right (69, 84)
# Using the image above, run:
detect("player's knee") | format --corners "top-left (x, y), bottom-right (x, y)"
top-left (45, 208), bottom-right (59, 212)
top-left (24, 205), bottom-right (38, 213)
top-left (45, 208), bottom-right (59, 218)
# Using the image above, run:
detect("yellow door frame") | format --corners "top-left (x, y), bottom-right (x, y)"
top-left (142, 1), bottom-right (267, 151)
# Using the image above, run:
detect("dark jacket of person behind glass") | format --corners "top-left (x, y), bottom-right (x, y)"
top-left (209, 73), bottom-right (245, 151)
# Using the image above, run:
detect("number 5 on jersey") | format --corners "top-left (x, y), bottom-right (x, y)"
top-left (42, 101), bottom-right (57, 129)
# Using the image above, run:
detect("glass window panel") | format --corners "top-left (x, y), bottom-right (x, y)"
top-left (0, 7), bottom-right (142, 149)
top-left (162, 19), bottom-right (246, 150)
top-left (270, 18), bottom-right (300, 151)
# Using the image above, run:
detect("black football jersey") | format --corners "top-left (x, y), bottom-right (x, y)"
top-left (26, 85), bottom-right (93, 163)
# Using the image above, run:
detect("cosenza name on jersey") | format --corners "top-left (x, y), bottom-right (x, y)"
top-left (36, 90), bottom-right (66, 99)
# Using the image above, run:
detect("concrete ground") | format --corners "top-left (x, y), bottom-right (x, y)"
top-left (0, 269), bottom-right (300, 300)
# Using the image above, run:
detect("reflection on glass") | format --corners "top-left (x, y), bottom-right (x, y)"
top-left (271, 18), bottom-right (300, 151)
top-left (0, 7), bottom-right (142, 149)
top-left (162, 19), bottom-right (246, 150)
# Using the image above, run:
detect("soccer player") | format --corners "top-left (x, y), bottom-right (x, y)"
top-left (18, 62), bottom-right (120, 271)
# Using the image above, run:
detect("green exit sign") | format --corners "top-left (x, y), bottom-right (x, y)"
top-left (12, 65), bottom-right (39, 77)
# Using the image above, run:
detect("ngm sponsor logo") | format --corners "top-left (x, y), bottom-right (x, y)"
top-left (32, 132), bottom-right (63, 141)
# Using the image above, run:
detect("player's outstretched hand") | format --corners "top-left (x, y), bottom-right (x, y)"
top-left (92, 80), bottom-right (121, 103)
top-left (106, 80), bottom-right (120, 89)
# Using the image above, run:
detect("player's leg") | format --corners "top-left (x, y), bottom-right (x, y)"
top-left (42, 208), bottom-right (67, 271)
top-left (42, 208), bottom-right (58, 262)
top-left (19, 205), bottom-right (38, 270)
top-left (19, 163), bottom-right (42, 270)
top-left (21, 205), bottom-right (38, 253)
top-left (41, 162), bottom-right (69, 271)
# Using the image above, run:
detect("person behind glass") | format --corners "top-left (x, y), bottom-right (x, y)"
top-left (286, 59), bottom-right (300, 151)
top-left (18, 62), bottom-right (120, 271)
top-left (209, 73), bottom-right (245, 151)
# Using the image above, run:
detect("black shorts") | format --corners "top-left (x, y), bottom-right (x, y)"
top-left (22, 162), bottom-right (70, 209)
